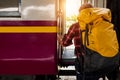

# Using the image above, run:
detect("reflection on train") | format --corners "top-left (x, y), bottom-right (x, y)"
top-left (0, 0), bottom-right (119, 80)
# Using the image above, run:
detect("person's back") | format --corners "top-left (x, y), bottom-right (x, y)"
top-left (78, 7), bottom-right (119, 58)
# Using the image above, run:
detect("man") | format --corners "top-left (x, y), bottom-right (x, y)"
top-left (58, 3), bottom-right (119, 80)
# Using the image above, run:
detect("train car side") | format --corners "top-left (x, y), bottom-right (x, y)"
top-left (0, 0), bottom-right (57, 75)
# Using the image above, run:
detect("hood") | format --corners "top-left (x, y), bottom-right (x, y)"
top-left (77, 8), bottom-right (112, 30)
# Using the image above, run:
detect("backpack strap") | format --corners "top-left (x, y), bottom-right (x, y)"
top-left (83, 24), bottom-right (93, 55)
top-left (84, 24), bottom-right (89, 47)
top-left (78, 24), bottom-right (91, 80)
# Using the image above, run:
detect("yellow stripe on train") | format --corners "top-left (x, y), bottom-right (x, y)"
top-left (0, 26), bottom-right (57, 33)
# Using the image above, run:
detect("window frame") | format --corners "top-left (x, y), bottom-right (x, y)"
top-left (0, 0), bottom-right (21, 17)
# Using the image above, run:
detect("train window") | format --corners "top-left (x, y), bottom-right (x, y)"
top-left (0, 0), bottom-right (21, 17)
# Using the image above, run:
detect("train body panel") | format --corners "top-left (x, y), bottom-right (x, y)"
top-left (0, 0), bottom-right (57, 75)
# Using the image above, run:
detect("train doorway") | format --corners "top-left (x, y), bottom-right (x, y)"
top-left (57, 0), bottom-right (82, 67)
top-left (57, 0), bottom-right (82, 77)
top-left (62, 0), bottom-right (81, 65)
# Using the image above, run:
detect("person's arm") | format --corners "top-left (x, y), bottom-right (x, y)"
top-left (57, 24), bottom-right (75, 47)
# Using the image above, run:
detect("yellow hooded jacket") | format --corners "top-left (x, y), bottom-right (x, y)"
top-left (77, 8), bottom-right (119, 57)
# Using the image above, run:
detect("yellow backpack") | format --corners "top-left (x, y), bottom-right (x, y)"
top-left (78, 8), bottom-right (119, 57)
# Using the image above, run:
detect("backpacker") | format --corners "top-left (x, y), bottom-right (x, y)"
top-left (77, 8), bottom-right (120, 72)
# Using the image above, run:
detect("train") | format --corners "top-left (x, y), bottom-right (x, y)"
top-left (0, 0), bottom-right (119, 80)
